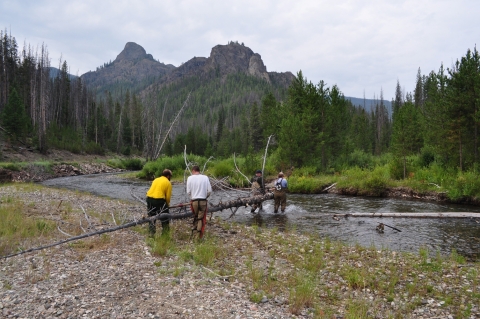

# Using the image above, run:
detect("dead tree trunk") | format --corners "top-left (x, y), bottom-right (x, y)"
top-left (334, 212), bottom-right (480, 218)
top-left (2, 193), bottom-right (275, 259)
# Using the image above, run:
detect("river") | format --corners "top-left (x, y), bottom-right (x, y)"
top-left (42, 173), bottom-right (480, 259)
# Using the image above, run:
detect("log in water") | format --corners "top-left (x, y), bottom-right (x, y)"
top-left (335, 212), bottom-right (480, 218)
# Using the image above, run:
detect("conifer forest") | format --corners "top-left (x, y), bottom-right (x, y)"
top-left (1, 30), bottom-right (479, 175)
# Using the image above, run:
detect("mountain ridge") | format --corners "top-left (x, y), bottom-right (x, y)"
top-left (81, 42), bottom-right (175, 92)
top-left (81, 42), bottom-right (295, 95)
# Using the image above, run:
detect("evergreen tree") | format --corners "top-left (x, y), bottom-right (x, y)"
top-left (391, 101), bottom-right (422, 178)
top-left (447, 46), bottom-right (480, 169)
top-left (249, 102), bottom-right (263, 151)
top-left (1, 87), bottom-right (28, 139)
top-left (260, 92), bottom-right (278, 139)
top-left (414, 68), bottom-right (424, 109)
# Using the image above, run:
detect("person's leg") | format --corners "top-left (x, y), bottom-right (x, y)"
top-left (191, 200), bottom-right (201, 238)
top-left (280, 192), bottom-right (287, 213)
top-left (197, 201), bottom-right (208, 238)
top-left (146, 197), bottom-right (158, 235)
top-left (160, 200), bottom-right (170, 236)
top-left (274, 194), bottom-right (280, 213)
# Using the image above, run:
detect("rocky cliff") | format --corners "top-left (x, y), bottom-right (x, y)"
top-left (160, 42), bottom-right (294, 86)
top-left (81, 41), bottom-right (294, 92)
top-left (81, 42), bottom-right (175, 90)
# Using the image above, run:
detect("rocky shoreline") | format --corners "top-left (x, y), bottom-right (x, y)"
top-left (0, 162), bottom-right (124, 183)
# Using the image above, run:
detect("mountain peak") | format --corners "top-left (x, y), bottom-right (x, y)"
top-left (81, 42), bottom-right (174, 91)
top-left (115, 42), bottom-right (152, 62)
top-left (206, 43), bottom-right (269, 81)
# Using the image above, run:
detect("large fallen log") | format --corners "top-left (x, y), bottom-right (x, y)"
top-left (2, 192), bottom-right (275, 259)
top-left (334, 212), bottom-right (480, 218)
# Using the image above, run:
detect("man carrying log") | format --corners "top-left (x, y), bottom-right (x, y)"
top-left (146, 169), bottom-right (172, 236)
top-left (187, 165), bottom-right (212, 239)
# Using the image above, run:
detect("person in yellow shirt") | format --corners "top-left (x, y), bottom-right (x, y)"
top-left (146, 169), bottom-right (172, 236)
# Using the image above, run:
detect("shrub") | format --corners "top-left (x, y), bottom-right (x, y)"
top-left (84, 141), bottom-right (105, 155)
top-left (343, 149), bottom-right (375, 169)
top-left (288, 176), bottom-right (330, 193)
top-left (122, 158), bottom-right (143, 170)
top-left (292, 166), bottom-right (317, 177)
top-left (138, 155), bottom-right (209, 180)
top-left (211, 159), bottom-right (233, 177)
top-left (447, 171), bottom-right (480, 200)
top-left (363, 166), bottom-right (390, 195)
top-left (0, 163), bottom-right (21, 171)
top-left (418, 146), bottom-right (436, 168)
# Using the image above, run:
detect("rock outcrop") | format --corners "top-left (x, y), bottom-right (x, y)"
top-left (161, 42), bottom-right (294, 86)
top-left (81, 42), bottom-right (175, 90)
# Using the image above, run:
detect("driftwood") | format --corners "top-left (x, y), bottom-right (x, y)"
top-left (334, 212), bottom-right (480, 219)
top-left (376, 223), bottom-right (402, 232)
top-left (322, 183), bottom-right (337, 193)
top-left (2, 193), bottom-right (275, 259)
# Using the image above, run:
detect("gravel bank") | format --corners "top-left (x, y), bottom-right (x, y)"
top-left (1, 184), bottom-right (479, 319)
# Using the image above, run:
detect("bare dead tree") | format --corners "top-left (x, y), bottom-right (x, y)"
top-left (154, 92), bottom-right (191, 159)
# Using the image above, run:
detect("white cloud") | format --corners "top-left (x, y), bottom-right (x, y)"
top-left (1, 0), bottom-right (478, 99)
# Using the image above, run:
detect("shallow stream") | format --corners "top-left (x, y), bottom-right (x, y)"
top-left (42, 173), bottom-right (480, 259)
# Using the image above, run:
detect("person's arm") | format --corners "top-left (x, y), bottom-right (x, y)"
top-left (206, 176), bottom-right (212, 198)
top-left (186, 177), bottom-right (191, 197)
top-left (166, 182), bottom-right (172, 205)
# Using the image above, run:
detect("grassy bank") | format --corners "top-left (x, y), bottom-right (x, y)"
top-left (138, 154), bottom-right (480, 204)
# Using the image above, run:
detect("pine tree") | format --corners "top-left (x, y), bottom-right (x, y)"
top-left (1, 87), bottom-right (28, 140)
top-left (249, 102), bottom-right (263, 151)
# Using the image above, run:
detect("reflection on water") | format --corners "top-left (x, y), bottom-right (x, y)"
top-left (42, 173), bottom-right (480, 259)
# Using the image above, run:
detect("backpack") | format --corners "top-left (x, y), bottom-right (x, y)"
top-left (275, 178), bottom-right (283, 191)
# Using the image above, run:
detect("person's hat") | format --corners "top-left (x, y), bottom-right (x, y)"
top-left (255, 169), bottom-right (262, 174)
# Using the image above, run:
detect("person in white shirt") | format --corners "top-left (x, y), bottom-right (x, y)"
top-left (187, 165), bottom-right (212, 239)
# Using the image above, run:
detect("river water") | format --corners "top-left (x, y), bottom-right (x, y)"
top-left (42, 173), bottom-right (480, 259)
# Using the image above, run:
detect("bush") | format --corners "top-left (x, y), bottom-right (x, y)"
top-left (138, 154), bottom-right (209, 180)
top-left (211, 159), bottom-right (233, 177)
top-left (123, 158), bottom-right (143, 170)
top-left (418, 146), bottom-right (436, 168)
top-left (292, 166), bottom-right (317, 177)
top-left (336, 165), bottom-right (391, 196)
top-left (0, 163), bottom-right (21, 171)
top-left (447, 171), bottom-right (480, 200)
top-left (84, 141), bottom-right (105, 155)
top-left (363, 166), bottom-right (390, 195)
top-left (288, 176), bottom-right (330, 193)
top-left (344, 149), bottom-right (375, 169)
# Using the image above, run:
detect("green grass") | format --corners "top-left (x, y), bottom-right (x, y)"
top-left (0, 197), bottom-right (55, 256)
top-left (192, 237), bottom-right (223, 266)
top-left (288, 272), bottom-right (316, 314)
top-left (146, 233), bottom-right (176, 257)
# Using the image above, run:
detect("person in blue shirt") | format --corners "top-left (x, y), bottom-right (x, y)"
top-left (273, 172), bottom-right (288, 213)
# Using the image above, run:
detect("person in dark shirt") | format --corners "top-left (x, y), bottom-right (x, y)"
top-left (250, 169), bottom-right (264, 213)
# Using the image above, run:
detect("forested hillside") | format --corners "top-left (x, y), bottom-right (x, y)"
top-left (1, 28), bottom-right (479, 177)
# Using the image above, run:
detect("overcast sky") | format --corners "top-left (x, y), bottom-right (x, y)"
top-left (1, 0), bottom-right (478, 100)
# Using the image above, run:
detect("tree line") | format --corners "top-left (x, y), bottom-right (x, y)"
top-left (1, 29), bottom-right (479, 178)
